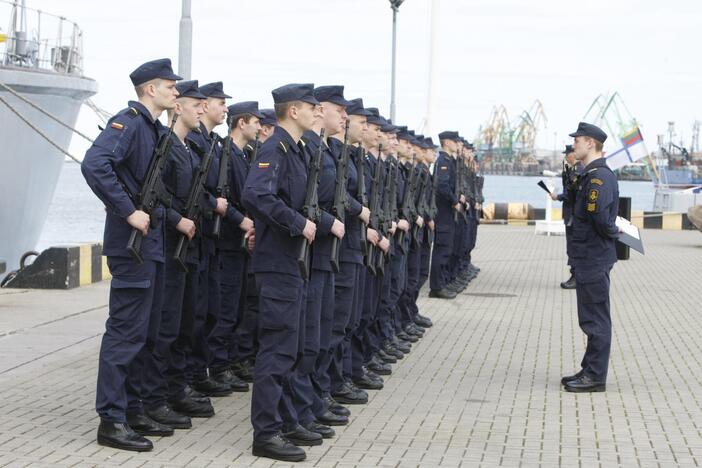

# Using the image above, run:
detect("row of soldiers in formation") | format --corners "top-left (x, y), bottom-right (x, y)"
top-left (81, 58), bottom-right (484, 462)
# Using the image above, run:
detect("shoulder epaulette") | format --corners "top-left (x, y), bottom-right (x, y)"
top-left (279, 141), bottom-right (288, 153)
top-left (299, 138), bottom-right (308, 148)
top-left (128, 107), bottom-right (139, 117)
top-left (245, 143), bottom-right (254, 152)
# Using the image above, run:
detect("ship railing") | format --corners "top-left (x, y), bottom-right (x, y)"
top-left (0, 0), bottom-right (85, 76)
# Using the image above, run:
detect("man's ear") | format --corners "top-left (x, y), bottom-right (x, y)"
top-left (174, 100), bottom-right (183, 115)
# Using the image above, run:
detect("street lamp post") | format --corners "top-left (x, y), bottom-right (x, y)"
top-left (389, 0), bottom-right (404, 122)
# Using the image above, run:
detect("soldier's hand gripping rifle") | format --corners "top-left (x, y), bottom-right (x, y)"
top-left (173, 136), bottom-right (218, 272)
top-left (126, 114), bottom-right (178, 263)
top-left (297, 128), bottom-right (325, 280)
top-left (212, 116), bottom-right (235, 238)
top-left (239, 132), bottom-right (260, 251)
top-left (411, 163), bottom-right (427, 245)
top-left (396, 155), bottom-right (417, 253)
top-left (356, 145), bottom-right (369, 257)
top-left (365, 144), bottom-right (383, 275)
top-left (330, 120), bottom-right (350, 273)
top-left (427, 166), bottom-right (438, 244)
top-left (374, 156), bottom-right (394, 276)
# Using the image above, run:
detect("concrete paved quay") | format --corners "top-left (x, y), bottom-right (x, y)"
top-left (1, 225), bottom-right (701, 467)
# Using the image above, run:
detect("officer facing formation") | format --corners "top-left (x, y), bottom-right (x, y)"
top-left (551, 144), bottom-right (579, 289)
top-left (82, 59), bottom-right (486, 461)
top-left (561, 122), bottom-right (620, 393)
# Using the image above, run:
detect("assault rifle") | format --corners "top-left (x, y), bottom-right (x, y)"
top-left (396, 155), bottom-right (417, 253)
top-left (126, 114), bottom-right (178, 263)
top-left (239, 133), bottom-right (260, 250)
top-left (173, 137), bottom-right (218, 272)
top-left (330, 121), bottom-right (350, 273)
top-left (212, 116), bottom-right (235, 237)
top-left (365, 144), bottom-right (383, 276)
top-left (356, 146), bottom-right (369, 257)
top-left (297, 129), bottom-right (325, 280)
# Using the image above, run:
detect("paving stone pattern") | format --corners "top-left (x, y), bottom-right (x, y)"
top-left (1, 226), bottom-right (701, 467)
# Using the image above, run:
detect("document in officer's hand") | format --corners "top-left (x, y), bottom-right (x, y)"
top-left (615, 216), bottom-right (644, 254)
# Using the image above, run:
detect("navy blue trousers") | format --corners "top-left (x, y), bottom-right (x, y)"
top-left (147, 254), bottom-right (187, 408)
top-left (208, 250), bottom-right (246, 372)
top-left (429, 225), bottom-right (454, 291)
top-left (251, 272), bottom-right (305, 440)
top-left (574, 266), bottom-right (612, 382)
top-left (96, 257), bottom-right (164, 422)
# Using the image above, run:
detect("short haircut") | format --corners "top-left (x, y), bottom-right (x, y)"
top-left (274, 100), bottom-right (304, 120)
top-left (586, 136), bottom-right (604, 152)
top-left (134, 78), bottom-right (161, 98)
top-left (232, 113), bottom-right (254, 128)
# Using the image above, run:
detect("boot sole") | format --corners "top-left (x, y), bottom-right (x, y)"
top-left (563, 385), bottom-right (606, 393)
top-left (97, 435), bottom-right (153, 452)
top-left (131, 428), bottom-right (174, 437)
top-left (284, 436), bottom-right (323, 446)
top-left (252, 447), bottom-right (306, 462)
top-left (331, 396), bottom-right (368, 405)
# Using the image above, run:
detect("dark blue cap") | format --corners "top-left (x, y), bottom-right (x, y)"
top-left (569, 122), bottom-right (607, 143)
top-left (314, 85), bottom-right (352, 107)
top-left (227, 101), bottom-right (265, 119)
top-left (199, 81), bottom-right (231, 99)
top-left (381, 118), bottom-right (398, 133)
top-left (438, 131), bottom-right (460, 142)
top-left (129, 58), bottom-right (182, 86)
top-left (424, 137), bottom-right (438, 149)
top-left (271, 83), bottom-right (319, 105)
top-left (175, 80), bottom-right (206, 99)
top-left (346, 98), bottom-right (372, 116)
top-left (562, 144), bottom-right (574, 154)
top-left (366, 107), bottom-right (384, 126)
top-left (260, 108), bottom-right (277, 126)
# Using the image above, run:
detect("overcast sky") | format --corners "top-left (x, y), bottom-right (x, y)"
top-left (12, 0), bottom-right (702, 158)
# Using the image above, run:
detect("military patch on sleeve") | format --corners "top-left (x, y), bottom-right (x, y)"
top-left (440, 166), bottom-right (448, 171)
top-left (258, 162), bottom-right (270, 169)
top-left (110, 122), bottom-right (124, 130)
top-left (587, 202), bottom-right (597, 212)
top-left (589, 189), bottom-right (599, 201)
top-left (591, 178), bottom-right (604, 186)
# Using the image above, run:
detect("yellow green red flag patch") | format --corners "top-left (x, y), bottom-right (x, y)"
top-left (258, 162), bottom-right (270, 168)
top-left (110, 122), bottom-right (124, 130)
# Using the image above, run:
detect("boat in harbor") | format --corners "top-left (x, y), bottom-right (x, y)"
top-left (651, 123), bottom-right (702, 212)
top-left (0, 0), bottom-right (97, 279)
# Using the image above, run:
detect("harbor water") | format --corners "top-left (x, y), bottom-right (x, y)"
top-left (36, 162), bottom-right (658, 251)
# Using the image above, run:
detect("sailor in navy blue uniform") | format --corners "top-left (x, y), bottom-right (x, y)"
top-left (418, 137), bottom-right (437, 300)
top-left (205, 101), bottom-right (261, 393)
top-left (81, 58), bottom-right (181, 452)
top-left (550, 144), bottom-right (579, 289)
top-left (233, 108), bottom-right (278, 383)
top-left (184, 82), bottom-right (233, 398)
top-left (242, 83), bottom-right (319, 462)
top-left (146, 80), bottom-right (213, 428)
top-left (429, 131), bottom-right (461, 299)
top-left (326, 98), bottom-right (371, 410)
top-left (348, 108), bottom-right (388, 400)
top-left (562, 122), bottom-right (620, 393)
top-left (279, 85), bottom-right (350, 440)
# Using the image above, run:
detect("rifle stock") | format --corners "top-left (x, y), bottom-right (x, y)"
top-left (126, 114), bottom-right (178, 263)
top-left (297, 129), bottom-right (325, 280)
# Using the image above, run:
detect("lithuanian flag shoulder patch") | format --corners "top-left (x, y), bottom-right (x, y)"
top-left (110, 122), bottom-right (124, 130)
top-left (258, 162), bottom-right (270, 169)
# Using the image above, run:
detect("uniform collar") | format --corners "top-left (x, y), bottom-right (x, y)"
top-left (128, 100), bottom-right (158, 125)
top-left (275, 126), bottom-right (302, 155)
top-left (583, 157), bottom-right (607, 172)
